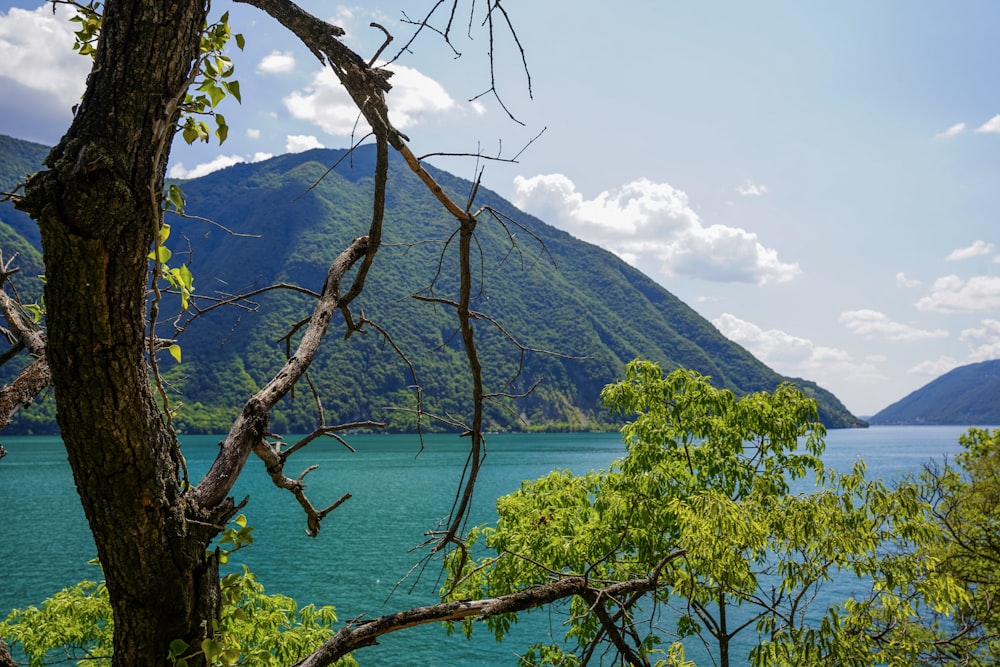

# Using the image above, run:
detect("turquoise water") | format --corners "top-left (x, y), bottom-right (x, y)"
top-left (0, 426), bottom-right (982, 665)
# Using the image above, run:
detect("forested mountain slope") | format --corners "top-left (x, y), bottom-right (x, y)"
top-left (869, 359), bottom-right (1000, 425)
top-left (0, 135), bottom-right (865, 431)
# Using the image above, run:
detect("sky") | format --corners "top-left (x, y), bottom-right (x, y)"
top-left (1, 1), bottom-right (999, 417)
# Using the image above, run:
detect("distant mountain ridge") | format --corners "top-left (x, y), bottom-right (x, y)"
top-left (869, 359), bottom-right (1000, 426)
top-left (0, 134), bottom-right (866, 432)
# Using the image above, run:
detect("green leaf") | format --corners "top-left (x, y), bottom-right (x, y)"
top-left (215, 113), bottom-right (228, 144)
top-left (181, 123), bottom-right (200, 145)
top-left (202, 638), bottom-right (224, 663)
top-left (199, 80), bottom-right (226, 108)
top-left (168, 638), bottom-right (189, 656)
top-left (235, 33), bottom-right (245, 50)
top-left (23, 303), bottom-right (44, 323)
top-left (167, 184), bottom-right (186, 211)
top-left (223, 79), bottom-right (241, 104)
top-left (147, 245), bottom-right (172, 263)
top-left (176, 263), bottom-right (194, 291)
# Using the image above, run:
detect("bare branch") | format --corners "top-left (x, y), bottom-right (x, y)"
top-left (165, 209), bottom-right (262, 239)
top-left (279, 421), bottom-right (386, 461)
top-left (295, 553), bottom-right (685, 667)
top-left (0, 356), bottom-right (50, 432)
top-left (190, 236), bottom-right (369, 513)
top-left (367, 22), bottom-right (393, 66)
top-left (0, 251), bottom-right (51, 430)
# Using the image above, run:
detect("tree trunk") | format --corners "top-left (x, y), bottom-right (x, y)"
top-left (16, 0), bottom-right (226, 664)
top-left (718, 591), bottom-right (729, 667)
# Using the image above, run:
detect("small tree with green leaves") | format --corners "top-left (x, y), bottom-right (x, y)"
top-left (909, 427), bottom-right (1000, 664)
top-left (444, 359), bottom-right (970, 666)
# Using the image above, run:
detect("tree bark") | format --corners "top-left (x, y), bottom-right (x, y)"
top-left (0, 638), bottom-right (16, 667)
top-left (15, 0), bottom-right (221, 664)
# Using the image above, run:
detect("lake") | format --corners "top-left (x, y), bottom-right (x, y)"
top-left (0, 426), bottom-right (986, 665)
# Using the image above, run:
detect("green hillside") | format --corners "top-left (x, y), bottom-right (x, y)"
top-left (869, 359), bottom-right (1000, 426)
top-left (0, 135), bottom-right (865, 432)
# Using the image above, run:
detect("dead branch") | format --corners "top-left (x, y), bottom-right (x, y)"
top-left (232, 0), bottom-right (497, 554)
top-left (190, 236), bottom-right (370, 515)
top-left (293, 552), bottom-right (685, 667)
top-left (165, 209), bottom-right (262, 239)
top-left (250, 439), bottom-right (352, 537)
top-left (278, 421), bottom-right (386, 461)
top-left (0, 251), bottom-right (50, 430)
top-left (0, 356), bottom-right (50, 431)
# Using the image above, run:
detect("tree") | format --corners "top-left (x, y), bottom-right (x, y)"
top-left (914, 427), bottom-right (1000, 664)
top-left (1, 0), bottom-right (574, 665)
top-left (443, 360), bottom-right (972, 666)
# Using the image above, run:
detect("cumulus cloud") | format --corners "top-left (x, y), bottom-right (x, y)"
top-left (960, 319), bottom-right (1000, 361)
top-left (257, 50), bottom-right (295, 74)
top-left (286, 134), bottom-right (324, 153)
top-left (839, 309), bottom-right (948, 342)
top-left (915, 275), bottom-right (1000, 313)
top-left (735, 180), bottom-right (768, 197)
top-left (512, 174), bottom-right (800, 285)
top-left (946, 240), bottom-right (994, 261)
top-left (713, 313), bottom-right (882, 383)
top-left (0, 3), bottom-right (90, 109)
top-left (933, 122), bottom-right (966, 140)
top-left (975, 114), bottom-right (1000, 134)
top-left (246, 128), bottom-right (261, 139)
top-left (168, 152), bottom-right (271, 180)
top-left (896, 272), bottom-right (921, 289)
top-left (284, 64), bottom-right (454, 136)
top-left (908, 356), bottom-right (961, 377)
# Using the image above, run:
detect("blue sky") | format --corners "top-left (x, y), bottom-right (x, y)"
top-left (1, 0), bottom-right (999, 416)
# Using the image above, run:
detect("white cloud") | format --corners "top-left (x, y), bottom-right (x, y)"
top-left (257, 50), bottom-right (296, 74)
top-left (915, 274), bottom-right (1000, 313)
top-left (512, 173), bottom-right (800, 285)
top-left (896, 272), bottom-right (921, 288)
top-left (713, 313), bottom-right (881, 383)
top-left (168, 152), bottom-right (270, 179)
top-left (908, 356), bottom-right (961, 377)
top-left (284, 64), bottom-right (454, 136)
top-left (735, 180), bottom-right (768, 197)
top-left (933, 122), bottom-right (966, 140)
top-left (945, 240), bottom-right (994, 261)
top-left (0, 3), bottom-right (90, 109)
top-left (286, 134), bottom-right (324, 153)
top-left (975, 114), bottom-right (1000, 134)
top-left (839, 309), bottom-right (947, 342)
top-left (246, 128), bottom-right (261, 139)
top-left (959, 319), bottom-right (1000, 361)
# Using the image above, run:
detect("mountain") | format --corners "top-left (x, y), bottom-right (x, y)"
top-left (0, 134), bottom-right (865, 432)
top-left (869, 359), bottom-right (1000, 426)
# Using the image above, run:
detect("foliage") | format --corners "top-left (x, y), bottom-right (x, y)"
top-left (178, 11), bottom-right (244, 146)
top-left (0, 518), bottom-right (353, 667)
top-left (915, 427), bottom-right (1000, 663)
top-left (0, 580), bottom-right (112, 666)
top-left (443, 359), bottom-right (968, 666)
